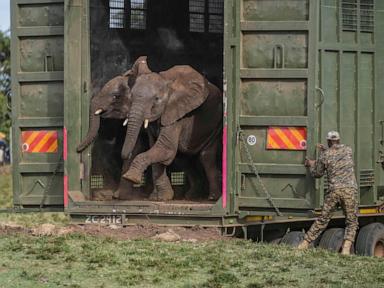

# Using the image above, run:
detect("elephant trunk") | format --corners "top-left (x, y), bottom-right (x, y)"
top-left (121, 102), bottom-right (145, 159)
top-left (76, 104), bottom-right (102, 153)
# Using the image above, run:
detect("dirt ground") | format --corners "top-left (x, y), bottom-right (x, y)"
top-left (0, 221), bottom-right (225, 242)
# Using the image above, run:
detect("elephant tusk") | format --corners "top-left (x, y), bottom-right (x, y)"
top-left (144, 119), bottom-right (149, 129)
top-left (94, 109), bottom-right (103, 115)
top-left (123, 118), bottom-right (129, 126)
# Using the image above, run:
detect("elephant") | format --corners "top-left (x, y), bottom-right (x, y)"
top-left (76, 56), bottom-right (154, 200)
top-left (120, 57), bottom-right (223, 201)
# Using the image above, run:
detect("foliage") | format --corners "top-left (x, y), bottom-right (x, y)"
top-left (0, 30), bottom-right (11, 141)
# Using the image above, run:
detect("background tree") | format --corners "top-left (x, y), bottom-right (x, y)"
top-left (0, 30), bottom-right (11, 142)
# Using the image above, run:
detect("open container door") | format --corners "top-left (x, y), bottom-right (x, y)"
top-left (65, 0), bottom-right (231, 225)
top-left (318, 0), bottom-right (383, 206)
top-left (11, 0), bottom-right (65, 211)
top-left (231, 0), bottom-right (319, 217)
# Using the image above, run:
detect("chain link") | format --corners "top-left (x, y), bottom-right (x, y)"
top-left (239, 130), bottom-right (283, 216)
top-left (40, 155), bottom-right (63, 210)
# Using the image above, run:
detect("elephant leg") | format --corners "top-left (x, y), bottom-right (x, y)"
top-left (148, 163), bottom-right (174, 201)
top-left (114, 134), bottom-right (147, 200)
top-left (184, 159), bottom-right (205, 200)
top-left (113, 159), bottom-right (136, 200)
top-left (123, 124), bottom-right (181, 186)
top-left (147, 129), bottom-right (174, 201)
top-left (199, 138), bottom-right (221, 201)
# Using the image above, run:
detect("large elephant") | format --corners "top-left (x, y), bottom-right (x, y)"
top-left (121, 58), bottom-right (223, 201)
top-left (77, 56), bottom-right (153, 200)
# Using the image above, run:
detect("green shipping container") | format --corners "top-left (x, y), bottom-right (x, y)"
top-left (10, 0), bottom-right (384, 240)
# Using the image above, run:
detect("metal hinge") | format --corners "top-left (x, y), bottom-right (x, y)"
top-left (83, 81), bottom-right (87, 94)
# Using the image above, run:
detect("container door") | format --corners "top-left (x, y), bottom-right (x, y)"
top-left (319, 0), bottom-right (381, 205)
top-left (227, 0), bottom-right (319, 214)
top-left (11, 0), bottom-right (65, 210)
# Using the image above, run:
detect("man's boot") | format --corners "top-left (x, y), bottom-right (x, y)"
top-left (297, 239), bottom-right (310, 250)
top-left (341, 240), bottom-right (353, 255)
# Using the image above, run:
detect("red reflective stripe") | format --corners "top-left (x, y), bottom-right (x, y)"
top-left (64, 175), bottom-right (68, 208)
top-left (268, 128), bottom-right (288, 149)
top-left (39, 133), bottom-right (57, 152)
top-left (28, 132), bottom-right (47, 151)
top-left (22, 131), bottom-right (33, 141)
top-left (297, 127), bottom-right (306, 138)
top-left (283, 128), bottom-right (301, 148)
top-left (222, 125), bottom-right (227, 209)
top-left (63, 127), bottom-right (67, 161)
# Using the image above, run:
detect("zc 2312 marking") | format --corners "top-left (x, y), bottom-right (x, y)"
top-left (85, 215), bottom-right (123, 225)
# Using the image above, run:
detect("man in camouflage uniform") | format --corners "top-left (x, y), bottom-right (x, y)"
top-left (297, 131), bottom-right (358, 255)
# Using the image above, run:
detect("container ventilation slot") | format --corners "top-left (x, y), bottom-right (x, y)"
top-left (171, 172), bottom-right (185, 186)
top-left (360, 169), bottom-right (374, 187)
top-left (208, 0), bottom-right (224, 33)
top-left (189, 0), bottom-right (224, 33)
top-left (130, 0), bottom-right (147, 30)
top-left (189, 0), bottom-right (205, 32)
top-left (342, 0), bottom-right (374, 32)
top-left (109, 0), bottom-right (125, 28)
top-left (360, 0), bottom-right (374, 32)
top-left (91, 175), bottom-right (104, 189)
top-left (324, 170), bottom-right (374, 191)
top-left (109, 0), bottom-right (147, 30)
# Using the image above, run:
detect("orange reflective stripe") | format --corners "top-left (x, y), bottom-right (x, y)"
top-left (46, 139), bottom-right (58, 153)
top-left (267, 135), bottom-right (279, 149)
top-left (24, 131), bottom-right (40, 146)
top-left (290, 128), bottom-right (305, 142)
top-left (31, 132), bottom-right (52, 152)
top-left (274, 128), bottom-right (295, 149)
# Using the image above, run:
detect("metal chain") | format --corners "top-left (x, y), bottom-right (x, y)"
top-left (40, 155), bottom-right (63, 210)
top-left (239, 130), bottom-right (283, 216)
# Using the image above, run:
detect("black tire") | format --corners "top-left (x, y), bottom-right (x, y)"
top-left (280, 231), bottom-right (305, 247)
top-left (355, 223), bottom-right (384, 257)
top-left (319, 228), bottom-right (348, 252)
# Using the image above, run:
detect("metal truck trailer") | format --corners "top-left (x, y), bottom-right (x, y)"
top-left (10, 0), bottom-right (384, 256)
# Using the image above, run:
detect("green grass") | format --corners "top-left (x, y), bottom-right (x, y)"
top-left (1, 167), bottom-right (384, 287)
top-left (0, 170), bottom-right (12, 208)
top-left (0, 234), bottom-right (384, 288)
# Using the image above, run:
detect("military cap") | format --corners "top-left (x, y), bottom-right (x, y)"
top-left (326, 131), bottom-right (340, 140)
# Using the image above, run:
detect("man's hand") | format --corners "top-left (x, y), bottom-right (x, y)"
top-left (316, 144), bottom-right (326, 151)
top-left (305, 157), bottom-right (316, 167)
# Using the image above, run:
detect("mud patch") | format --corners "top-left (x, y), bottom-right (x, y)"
top-left (74, 224), bottom-right (225, 242)
top-left (0, 221), bottom-right (225, 242)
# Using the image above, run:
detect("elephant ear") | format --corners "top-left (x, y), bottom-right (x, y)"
top-left (160, 66), bottom-right (209, 126)
top-left (123, 56), bottom-right (152, 87)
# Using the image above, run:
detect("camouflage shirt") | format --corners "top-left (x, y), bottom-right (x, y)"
top-left (310, 144), bottom-right (358, 190)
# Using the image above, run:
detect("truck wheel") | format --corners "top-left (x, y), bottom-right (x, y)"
top-left (318, 228), bottom-right (352, 253)
top-left (355, 223), bottom-right (384, 257)
top-left (280, 231), bottom-right (305, 247)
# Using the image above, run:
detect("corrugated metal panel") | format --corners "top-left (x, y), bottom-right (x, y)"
top-left (319, 0), bottom-right (380, 205)
top-left (231, 0), bottom-right (317, 211)
top-left (11, 0), bottom-right (64, 209)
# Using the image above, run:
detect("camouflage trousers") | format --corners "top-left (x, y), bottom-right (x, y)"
top-left (304, 187), bottom-right (358, 243)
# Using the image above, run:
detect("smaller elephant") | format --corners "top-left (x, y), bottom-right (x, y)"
top-left (121, 58), bottom-right (223, 201)
top-left (76, 57), bottom-right (153, 200)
